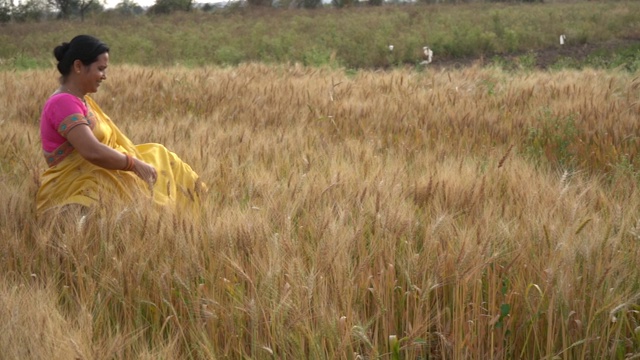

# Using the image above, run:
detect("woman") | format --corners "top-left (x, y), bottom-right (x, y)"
top-left (37, 35), bottom-right (205, 217)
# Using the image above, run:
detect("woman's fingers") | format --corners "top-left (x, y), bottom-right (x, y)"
top-left (148, 169), bottom-right (157, 185)
top-left (132, 159), bottom-right (157, 185)
top-left (143, 166), bottom-right (157, 185)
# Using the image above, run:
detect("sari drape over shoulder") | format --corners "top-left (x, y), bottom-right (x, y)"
top-left (37, 95), bottom-right (205, 215)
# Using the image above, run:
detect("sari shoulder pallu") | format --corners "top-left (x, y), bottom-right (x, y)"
top-left (37, 95), bottom-right (205, 214)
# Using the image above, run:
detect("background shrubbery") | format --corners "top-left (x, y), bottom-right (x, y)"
top-left (0, 1), bottom-right (639, 69)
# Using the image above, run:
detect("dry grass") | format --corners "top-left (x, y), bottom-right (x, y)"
top-left (1, 63), bottom-right (640, 359)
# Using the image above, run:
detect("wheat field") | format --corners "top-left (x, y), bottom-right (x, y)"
top-left (1, 63), bottom-right (640, 359)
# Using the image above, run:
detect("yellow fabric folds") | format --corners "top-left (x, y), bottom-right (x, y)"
top-left (36, 96), bottom-right (204, 215)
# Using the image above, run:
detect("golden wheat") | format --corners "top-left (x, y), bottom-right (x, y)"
top-left (1, 64), bottom-right (639, 359)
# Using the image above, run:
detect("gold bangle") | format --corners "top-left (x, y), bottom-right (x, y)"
top-left (123, 153), bottom-right (134, 171)
top-left (128, 154), bottom-right (135, 171)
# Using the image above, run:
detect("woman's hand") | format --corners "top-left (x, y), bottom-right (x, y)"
top-left (131, 158), bottom-right (157, 188)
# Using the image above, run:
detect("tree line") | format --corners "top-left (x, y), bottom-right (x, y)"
top-left (0, 0), bottom-right (542, 23)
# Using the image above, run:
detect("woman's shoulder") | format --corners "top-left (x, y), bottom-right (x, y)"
top-left (43, 92), bottom-right (87, 115)
top-left (42, 93), bottom-right (89, 126)
top-left (45, 92), bottom-right (84, 107)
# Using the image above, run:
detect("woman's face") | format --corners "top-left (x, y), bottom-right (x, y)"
top-left (79, 52), bottom-right (109, 94)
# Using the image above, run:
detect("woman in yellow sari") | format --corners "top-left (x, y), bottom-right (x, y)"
top-left (37, 35), bottom-right (205, 217)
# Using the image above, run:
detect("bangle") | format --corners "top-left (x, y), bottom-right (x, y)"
top-left (123, 153), bottom-right (135, 171)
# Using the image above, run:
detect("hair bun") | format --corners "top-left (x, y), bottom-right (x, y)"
top-left (53, 42), bottom-right (71, 62)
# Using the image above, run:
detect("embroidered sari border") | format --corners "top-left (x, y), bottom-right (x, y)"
top-left (45, 112), bottom-right (97, 167)
top-left (44, 141), bottom-right (75, 167)
top-left (57, 113), bottom-right (91, 138)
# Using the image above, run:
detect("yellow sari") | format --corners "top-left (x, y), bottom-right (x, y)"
top-left (36, 96), bottom-right (205, 215)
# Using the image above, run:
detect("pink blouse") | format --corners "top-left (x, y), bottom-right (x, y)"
top-left (40, 93), bottom-right (89, 153)
top-left (40, 93), bottom-right (96, 167)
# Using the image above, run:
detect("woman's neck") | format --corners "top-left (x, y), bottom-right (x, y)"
top-left (59, 83), bottom-right (85, 99)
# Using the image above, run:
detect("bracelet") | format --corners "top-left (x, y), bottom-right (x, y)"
top-left (123, 153), bottom-right (135, 171)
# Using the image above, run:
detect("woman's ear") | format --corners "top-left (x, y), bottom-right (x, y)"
top-left (72, 59), bottom-right (83, 74)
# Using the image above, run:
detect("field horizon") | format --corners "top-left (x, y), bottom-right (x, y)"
top-left (2, 0), bottom-right (640, 71)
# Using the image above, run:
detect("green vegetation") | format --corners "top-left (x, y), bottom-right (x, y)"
top-left (1, 1), bottom-right (639, 69)
top-left (525, 109), bottom-right (578, 168)
top-left (551, 43), bottom-right (640, 72)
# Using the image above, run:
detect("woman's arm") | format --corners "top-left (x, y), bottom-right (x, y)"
top-left (67, 125), bottom-right (127, 169)
top-left (66, 125), bottom-right (157, 184)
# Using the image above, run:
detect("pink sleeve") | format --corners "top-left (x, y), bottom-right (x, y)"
top-left (40, 93), bottom-right (89, 152)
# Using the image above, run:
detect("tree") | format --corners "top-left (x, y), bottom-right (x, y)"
top-left (0, 0), bottom-right (12, 22)
top-left (246, 0), bottom-right (272, 7)
top-left (79, 0), bottom-right (104, 19)
top-left (288, 0), bottom-right (320, 8)
top-left (47, 0), bottom-right (77, 18)
top-left (114, 0), bottom-right (143, 15)
top-left (13, 0), bottom-right (48, 21)
top-left (47, 0), bottom-right (104, 19)
top-left (331, 0), bottom-right (355, 8)
top-left (300, 0), bottom-right (321, 8)
top-left (148, 0), bottom-right (192, 14)
top-left (0, 0), bottom-right (50, 22)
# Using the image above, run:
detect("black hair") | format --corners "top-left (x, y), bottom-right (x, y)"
top-left (54, 35), bottom-right (109, 79)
